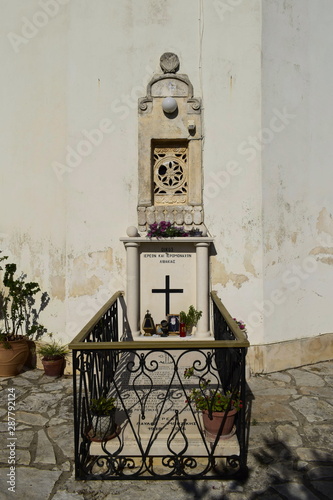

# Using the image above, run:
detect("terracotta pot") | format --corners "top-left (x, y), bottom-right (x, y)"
top-left (0, 339), bottom-right (30, 377)
top-left (202, 408), bottom-right (237, 437)
top-left (42, 357), bottom-right (65, 377)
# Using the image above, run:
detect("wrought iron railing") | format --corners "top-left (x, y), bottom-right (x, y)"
top-left (69, 291), bottom-right (249, 480)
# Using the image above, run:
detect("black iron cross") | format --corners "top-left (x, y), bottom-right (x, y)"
top-left (152, 275), bottom-right (183, 316)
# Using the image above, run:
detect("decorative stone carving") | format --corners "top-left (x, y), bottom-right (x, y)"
top-left (146, 206), bottom-right (156, 225)
top-left (187, 98), bottom-right (202, 114)
top-left (160, 52), bottom-right (180, 74)
top-left (174, 208), bottom-right (184, 225)
top-left (184, 211), bottom-right (193, 225)
top-left (193, 208), bottom-right (203, 225)
top-left (153, 145), bottom-right (188, 206)
top-left (137, 54), bottom-right (204, 231)
top-left (155, 207), bottom-right (165, 223)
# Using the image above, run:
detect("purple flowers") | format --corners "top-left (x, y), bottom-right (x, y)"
top-left (147, 221), bottom-right (189, 238)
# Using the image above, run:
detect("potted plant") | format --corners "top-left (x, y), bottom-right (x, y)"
top-left (37, 337), bottom-right (69, 377)
top-left (88, 396), bottom-right (118, 442)
top-left (184, 366), bottom-right (242, 438)
top-left (0, 253), bottom-right (49, 377)
top-left (179, 305), bottom-right (202, 335)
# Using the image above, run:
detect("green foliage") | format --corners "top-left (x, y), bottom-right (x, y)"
top-left (184, 367), bottom-right (242, 412)
top-left (37, 339), bottom-right (69, 360)
top-left (0, 252), bottom-right (49, 345)
top-left (90, 396), bottom-right (117, 416)
top-left (179, 305), bottom-right (202, 328)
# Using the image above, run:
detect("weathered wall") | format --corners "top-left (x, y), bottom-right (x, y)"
top-left (260, 0), bottom-right (333, 346)
top-left (202, 0), bottom-right (263, 343)
top-left (1, 0), bottom-right (332, 364)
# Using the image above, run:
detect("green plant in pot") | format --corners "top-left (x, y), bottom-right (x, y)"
top-left (88, 396), bottom-right (118, 442)
top-left (37, 337), bottom-right (69, 377)
top-left (179, 305), bottom-right (202, 335)
top-left (0, 253), bottom-right (49, 377)
top-left (184, 366), bottom-right (242, 438)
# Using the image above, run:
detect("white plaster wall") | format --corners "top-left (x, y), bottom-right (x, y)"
top-left (202, 1), bottom-right (264, 343)
top-left (0, 0), bottom-right (69, 335)
top-left (261, 0), bottom-right (333, 343)
top-left (1, 0), bottom-right (331, 351)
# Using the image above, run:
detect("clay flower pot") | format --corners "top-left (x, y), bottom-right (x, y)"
top-left (202, 408), bottom-right (237, 438)
top-left (41, 357), bottom-right (65, 377)
top-left (0, 339), bottom-right (29, 377)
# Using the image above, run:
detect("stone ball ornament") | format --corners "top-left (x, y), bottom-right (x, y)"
top-left (126, 226), bottom-right (139, 237)
top-left (162, 97), bottom-right (178, 114)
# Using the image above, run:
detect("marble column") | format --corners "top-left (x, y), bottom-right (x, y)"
top-left (195, 242), bottom-right (210, 337)
top-left (124, 241), bottom-right (140, 338)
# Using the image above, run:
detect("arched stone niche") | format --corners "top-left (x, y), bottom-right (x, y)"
top-left (137, 53), bottom-right (204, 232)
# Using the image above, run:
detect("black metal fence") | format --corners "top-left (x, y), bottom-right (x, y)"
top-left (69, 291), bottom-right (249, 480)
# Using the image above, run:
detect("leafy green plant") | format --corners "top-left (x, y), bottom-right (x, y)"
top-left (179, 305), bottom-right (202, 328)
top-left (0, 253), bottom-right (49, 346)
top-left (90, 396), bottom-right (117, 416)
top-left (37, 339), bottom-right (69, 361)
top-left (184, 366), bottom-right (242, 412)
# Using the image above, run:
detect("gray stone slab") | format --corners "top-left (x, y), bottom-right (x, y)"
top-left (248, 376), bottom-right (283, 392)
top-left (47, 424), bottom-right (74, 458)
top-left (288, 368), bottom-right (325, 387)
top-left (273, 482), bottom-right (321, 500)
top-left (48, 416), bottom-right (71, 426)
top-left (20, 369), bottom-right (43, 379)
top-left (267, 372), bottom-right (292, 383)
top-left (16, 448), bottom-right (31, 465)
top-left (16, 411), bottom-right (48, 426)
top-left (311, 480), bottom-right (333, 498)
top-left (0, 446), bottom-right (31, 465)
top-left (290, 397), bottom-right (333, 422)
top-left (253, 492), bottom-right (283, 500)
top-left (18, 391), bottom-right (64, 412)
top-left (34, 429), bottom-right (56, 464)
top-left (299, 386), bottom-right (333, 398)
top-left (303, 361), bottom-right (333, 375)
top-left (42, 381), bottom-right (68, 392)
top-left (324, 375), bottom-right (333, 385)
top-left (53, 493), bottom-right (85, 500)
top-left (0, 387), bottom-right (24, 404)
top-left (251, 396), bottom-right (297, 422)
top-left (249, 424), bottom-right (274, 447)
top-left (276, 424), bottom-right (303, 447)
top-left (307, 466), bottom-right (333, 480)
top-left (296, 447), bottom-right (332, 462)
top-left (0, 421), bottom-right (10, 432)
top-left (7, 377), bottom-right (34, 387)
top-left (303, 424), bottom-right (333, 450)
top-left (14, 429), bottom-right (34, 447)
top-left (7, 468), bottom-right (61, 500)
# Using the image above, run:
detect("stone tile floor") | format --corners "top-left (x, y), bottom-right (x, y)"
top-left (0, 361), bottom-right (333, 499)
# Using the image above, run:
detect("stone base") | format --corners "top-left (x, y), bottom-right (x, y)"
top-left (247, 332), bottom-right (333, 375)
top-left (89, 409), bottom-right (240, 461)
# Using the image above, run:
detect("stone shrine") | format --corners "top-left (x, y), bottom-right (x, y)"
top-left (121, 54), bottom-right (213, 339)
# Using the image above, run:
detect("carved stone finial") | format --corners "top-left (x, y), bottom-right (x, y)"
top-left (160, 52), bottom-right (180, 74)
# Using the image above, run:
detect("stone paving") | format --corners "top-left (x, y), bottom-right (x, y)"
top-left (0, 361), bottom-right (333, 499)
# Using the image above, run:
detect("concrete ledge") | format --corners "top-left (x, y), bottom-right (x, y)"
top-left (247, 332), bottom-right (333, 375)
